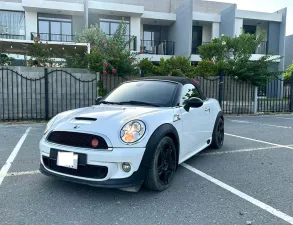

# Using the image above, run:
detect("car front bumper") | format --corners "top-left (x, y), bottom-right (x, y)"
top-left (39, 139), bottom-right (146, 188)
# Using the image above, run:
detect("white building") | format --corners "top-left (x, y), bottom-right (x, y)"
top-left (0, 0), bottom-right (287, 71)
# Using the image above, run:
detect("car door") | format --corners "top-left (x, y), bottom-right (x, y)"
top-left (179, 84), bottom-right (210, 154)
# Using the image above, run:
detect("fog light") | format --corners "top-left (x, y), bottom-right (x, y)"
top-left (122, 162), bottom-right (131, 172)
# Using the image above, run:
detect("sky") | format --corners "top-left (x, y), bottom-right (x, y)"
top-left (209, 0), bottom-right (293, 36)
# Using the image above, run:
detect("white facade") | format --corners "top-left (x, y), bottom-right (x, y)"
top-left (0, 0), bottom-right (287, 64)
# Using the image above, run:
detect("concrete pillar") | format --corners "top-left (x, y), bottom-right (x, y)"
top-left (84, 0), bottom-right (89, 27)
top-left (220, 4), bottom-right (236, 37)
top-left (234, 18), bottom-right (243, 37)
top-left (212, 22), bottom-right (220, 39)
top-left (130, 16), bottom-right (141, 51)
top-left (25, 11), bottom-right (37, 40)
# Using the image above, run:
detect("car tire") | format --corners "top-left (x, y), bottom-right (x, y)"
top-left (144, 136), bottom-right (177, 191)
top-left (210, 117), bottom-right (224, 149)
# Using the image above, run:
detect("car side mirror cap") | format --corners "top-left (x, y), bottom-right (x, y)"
top-left (184, 97), bottom-right (203, 111)
top-left (95, 96), bottom-right (103, 104)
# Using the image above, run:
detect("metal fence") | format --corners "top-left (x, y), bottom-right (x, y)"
top-left (197, 72), bottom-right (293, 114)
top-left (0, 68), bottom-right (97, 121)
top-left (101, 71), bottom-right (293, 115)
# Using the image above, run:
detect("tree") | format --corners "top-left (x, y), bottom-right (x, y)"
top-left (196, 30), bottom-right (283, 86)
top-left (25, 39), bottom-right (55, 67)
top-left (138, 56), bottom-right (197, 78)
top-left (0, 46), bottom-right (12, 66)
top-left (75, 21), bottom-right (139, 76)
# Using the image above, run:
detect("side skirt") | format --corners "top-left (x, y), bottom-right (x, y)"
top-left (178, 137), bottom-right (212, 164)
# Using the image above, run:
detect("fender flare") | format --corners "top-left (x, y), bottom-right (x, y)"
top-left (213, 111), bottom-right (224, 132)
top-left (137, 123), bottom-right (180, 180)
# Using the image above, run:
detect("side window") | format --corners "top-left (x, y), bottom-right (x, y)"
top-left (180, 84), bottom-right (201, 106)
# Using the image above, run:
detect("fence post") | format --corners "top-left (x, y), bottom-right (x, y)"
top-left (44, 68), bottom-right (49, 121)
top-left (290, 72), bottom-right (293, 112)
top-left (219, 71), bottom-right (224, 107)
top-left (254, 86), bottom-right (258, 114)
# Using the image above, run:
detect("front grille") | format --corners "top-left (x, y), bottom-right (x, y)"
top-left (43, 155), bottom-right (108, 179)
top-left (47, 131), bottom-right (108, 149)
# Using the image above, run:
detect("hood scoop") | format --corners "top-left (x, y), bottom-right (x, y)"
top-left (74, 117), bottom-right (97, 121)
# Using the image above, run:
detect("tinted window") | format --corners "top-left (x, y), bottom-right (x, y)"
top-left (104, 81), bottom-right (178, 107)
top-left (180, 84), bottom-right (201, 106)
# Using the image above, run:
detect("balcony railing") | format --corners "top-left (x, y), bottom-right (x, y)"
top-left (31, 32), bottom-right (75, 42)
top-left (191, 41), bottom-right (210, 54)
top-left (140, 40), bottom-right (175, 55)
top-left (0, 34), bottom-right (25, 40)
top-left (255, 41), bottom-right (268, 54)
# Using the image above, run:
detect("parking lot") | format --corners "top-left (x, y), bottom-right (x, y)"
top-left (1, 114), bottom-right (293, 225)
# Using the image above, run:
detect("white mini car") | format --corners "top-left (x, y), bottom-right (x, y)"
top-left (39, 76), bottom-right (224, 192)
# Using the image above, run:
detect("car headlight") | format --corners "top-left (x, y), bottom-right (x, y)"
top-left (120, 120), bottom-right (146, 144)
top-left (44, 115), bottom-right (58, 134)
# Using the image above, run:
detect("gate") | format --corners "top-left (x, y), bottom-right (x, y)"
top-left (0, 67), bottom-right (97, 121)
top-left (45, 69), bottom-right (97, 120)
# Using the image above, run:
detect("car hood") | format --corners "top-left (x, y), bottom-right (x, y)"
top-left (47, 104), bottom-right (175, 148)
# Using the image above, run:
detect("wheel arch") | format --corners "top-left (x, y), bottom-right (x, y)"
top-left (138, 123), bottom-right (180, 180)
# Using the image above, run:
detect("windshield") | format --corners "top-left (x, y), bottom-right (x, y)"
top-left (103, 80), bottom-right (178, 107)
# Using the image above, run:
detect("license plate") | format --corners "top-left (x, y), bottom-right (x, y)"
top-left (57, 152), bottom-right (78, 169)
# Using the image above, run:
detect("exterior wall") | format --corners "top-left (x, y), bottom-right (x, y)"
top-left (285, 35), bottom-right (293, 69)
top-left (234, 18), bottom-right (243, 36)
top-left (130, 16), bottom-right (141, 51)
top-left (267, 22), bottom-right (280, 55)
top-left (202, 24), bottom-right (212, 42)
top-left (211, 22), bottom-right (219, 38)
top-left (276, 8), bottom-right (287, 74)
top-left (25, 11), bottom-right (38, 40)
top-left (72, 15), bottom-right (85, 35)
top-left (219, 4), bottom-right (236, 37)
top-left (193, 0), bottom-right (232, 13)
top-left (173, 0), bottom-right (193, 57)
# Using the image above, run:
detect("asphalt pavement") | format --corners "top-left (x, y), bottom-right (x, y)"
top-left (1, 114), bottom-right (293, 225)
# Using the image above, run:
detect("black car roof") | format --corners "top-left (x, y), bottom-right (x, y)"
top-left (135, 76), bottom-right (195, 85)
top-left (130, 76), bottom-right (206, 100)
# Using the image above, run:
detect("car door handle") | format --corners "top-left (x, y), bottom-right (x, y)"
top-left (205, 108), bottom-right (210, 112)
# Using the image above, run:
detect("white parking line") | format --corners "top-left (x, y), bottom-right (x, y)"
top-left (200, 145), bottom-right (292, 156)
top-left (6, 170), bottom-right (40, 177)
top-left (276, 117), bottom-right (293, 120)
top-left (225, 133), bottom-right (293, 150)
top-left (227, 119), bottom-right (292, 129)
top-left (182, 163), bottom-right (293, 224)
top-left (0, 127), bottom-right (31, 185)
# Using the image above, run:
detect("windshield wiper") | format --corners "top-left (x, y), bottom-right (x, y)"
top-left (100, 101), bottom-right (122, 105)
top-left (119, 101), bottom-right (160, 107)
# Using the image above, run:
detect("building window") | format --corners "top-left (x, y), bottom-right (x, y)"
top-left (0, 10), bottom-right (25, 37)
top-left (99, 17), bottom-right (130, 36)
top-left (243, 25), bottom-right (256, 34)
top-left (37, 13), bottom-right (72, 42)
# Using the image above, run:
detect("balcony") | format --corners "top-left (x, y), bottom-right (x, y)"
top-left (255, 41), bottom-right (268, 54)
top-left (191, 41), bottom-right (210, 54)
top-left (140, 40), bottom-right (175, 55)
top-left (31, 32), bottom-right (75, 42)
top-left (0, 34), bottom-right (25, 40)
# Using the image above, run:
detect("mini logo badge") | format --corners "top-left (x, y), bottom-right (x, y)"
top-left (91, 139), bottom-right (99, 148)
top-left (73, 125), bottom-right (80, 129)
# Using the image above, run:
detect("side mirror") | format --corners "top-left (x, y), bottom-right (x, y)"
top-left (95, 96), bottom-right (103, 104)
top-left (184, 97), bottom-right (203, 111)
